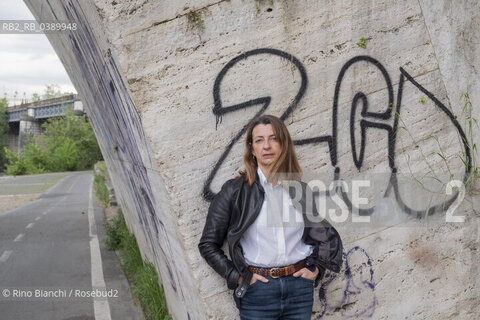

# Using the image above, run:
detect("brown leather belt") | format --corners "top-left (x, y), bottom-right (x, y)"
top-left (248, 261), bottom-right (306, 278)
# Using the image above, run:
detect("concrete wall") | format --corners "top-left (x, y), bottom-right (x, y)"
top-left (24, 0), bottom-right (479, 319)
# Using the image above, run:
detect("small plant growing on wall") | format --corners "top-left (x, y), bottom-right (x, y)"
top-left (357, 37), bottom-right (368, 49)
top-left (186, 8), bottom-right (206, 37)
top-left (391, 102), bottom-right (460, 219)
top-left (254, 0), bottom-right (275, 14)
top-left (253, 0), bottom-right (291, 31)
top-left (391, 90), bottom-right (480, 218)
top-left (459, 91), bottom-right (480, 189)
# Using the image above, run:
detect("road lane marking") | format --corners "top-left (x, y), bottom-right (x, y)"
top-left (26, 223), bottom-right (34, 229)
top-left (0, 250), bottom-right (12, 262)
top-left (42, 206), bottom-right (54, 216)
top-left (35, 217), bottom-right (41, 221)
top-left (68, 182), bottom-right (74, 192)
top-left (14, 234), bottom-right (24, 242)
top-left (88, 176), bottom-right (112, 320)
top-left (42, 207), bottom-right (53, 215)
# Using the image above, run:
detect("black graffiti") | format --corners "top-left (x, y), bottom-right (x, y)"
top-left (204, 49), bottom-right (472, 217)
top-left (317, 246), bottom-right (377, 319)
top-left (334, 56), bottom-right (395, 169)
top-left (203, 48), bottom-right (309, 200)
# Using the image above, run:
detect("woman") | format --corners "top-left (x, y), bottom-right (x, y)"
top-left (199, 115), bottom-right (343, 319)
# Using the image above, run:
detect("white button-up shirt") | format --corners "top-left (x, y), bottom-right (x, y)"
top-left (239, 167), bottom-right (313, 267)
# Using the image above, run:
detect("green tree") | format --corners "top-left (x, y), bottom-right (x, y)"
top-left (4, 136), bottom-right (47, 175)
top-left (43, 84), bottom-right (73, 99)
top-left (38, 107), bottom-right (103, 171)
top-left (43, 84), bottom-right (63, 99)
top-left (31, 92), bottom-right (41, 102)
top-left (0, 97), bottom-right (9, 172)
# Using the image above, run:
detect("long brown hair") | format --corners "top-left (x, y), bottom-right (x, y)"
top-left (239, 115), bottom-right (302, 186)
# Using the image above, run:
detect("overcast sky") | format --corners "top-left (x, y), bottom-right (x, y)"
top-left (0, 0), bottom-right (76, 106)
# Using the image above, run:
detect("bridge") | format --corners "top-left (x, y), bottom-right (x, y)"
top-left (6, 94), bottom-right (85, 153)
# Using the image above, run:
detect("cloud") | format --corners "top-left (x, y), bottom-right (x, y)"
top-left (0, 34), bottom-right (54, 55)
top-left (0, 0), bottom-right (35, 20)
top-left (0, 0), bottom-right (76, 104)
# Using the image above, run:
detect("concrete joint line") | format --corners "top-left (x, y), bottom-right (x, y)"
top-left (125, 0), bottom-right (227, 36)
top-left (0, 250), bottom-right (12, 263)
top-left (88, 177), bottom-right (112, 320)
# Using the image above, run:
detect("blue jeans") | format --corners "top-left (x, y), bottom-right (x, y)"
top-left (239, 274), bottom-right (314, 320)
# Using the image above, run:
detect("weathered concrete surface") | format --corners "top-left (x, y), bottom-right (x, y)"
top-left (419, 0), bottom-right (480, 131)
top-left (24, 0), bottom-right (479, 319)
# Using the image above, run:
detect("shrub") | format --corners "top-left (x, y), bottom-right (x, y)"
top-left (4, 137), bottom-right (47, 175)
top-left (104, 209), bottom-right (128, 250)
top-left (4, 106), bottom-right (103, 175)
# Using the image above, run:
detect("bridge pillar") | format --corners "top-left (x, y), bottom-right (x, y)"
top-left (7, 122), bottom-right (19, 154)
top-left (73, 100), bottom-right (84, 115)
top-left (23, 0), bottom-right (480, 319)
top-left (18, 108), bottom-right (41, 152)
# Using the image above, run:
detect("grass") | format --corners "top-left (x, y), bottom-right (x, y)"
top-left (96, 161), bottom-right (110, 181)
top-left (459, 92), bottom-right (480, 188)
top-left (103, 209), bottom-right (172, 320)
top-left (133, 262), bottom-right (171, 320)
top-left (104, 208), bottom-right (127, 251)
top-left (93, 161), bottom-right (172, 319)
top-left (93, 172), bottom-right (109, 207)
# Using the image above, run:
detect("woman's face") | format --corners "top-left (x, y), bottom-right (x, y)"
top-left (251, 124), bottom-right (281, 172)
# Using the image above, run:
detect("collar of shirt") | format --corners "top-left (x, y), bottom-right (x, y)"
top-left (257, 167), bottom-right (281, 188)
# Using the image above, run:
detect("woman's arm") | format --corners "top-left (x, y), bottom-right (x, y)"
top-left (301, 182), bottom-right (343, 286)
top-left (198, 179), bottom-right (241, 289)
top-left (305, 246), bottom-right (327, 287)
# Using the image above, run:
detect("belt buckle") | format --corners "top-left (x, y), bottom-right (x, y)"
top-left (270, 267), bottom-right (282, 278)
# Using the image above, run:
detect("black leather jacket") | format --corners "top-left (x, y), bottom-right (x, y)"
top-left (198, 174), bottom-right (343, 299)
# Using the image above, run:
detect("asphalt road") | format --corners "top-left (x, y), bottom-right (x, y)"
top-left (0, 171), bottom-right (144, 320)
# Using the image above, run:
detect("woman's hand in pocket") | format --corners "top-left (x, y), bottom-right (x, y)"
top-left (293, 267), bottom-right (318, 281)
top-left (250, 273), bottom-right (269, 285)
top-left (237, 273), bottom-right (269, 285)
